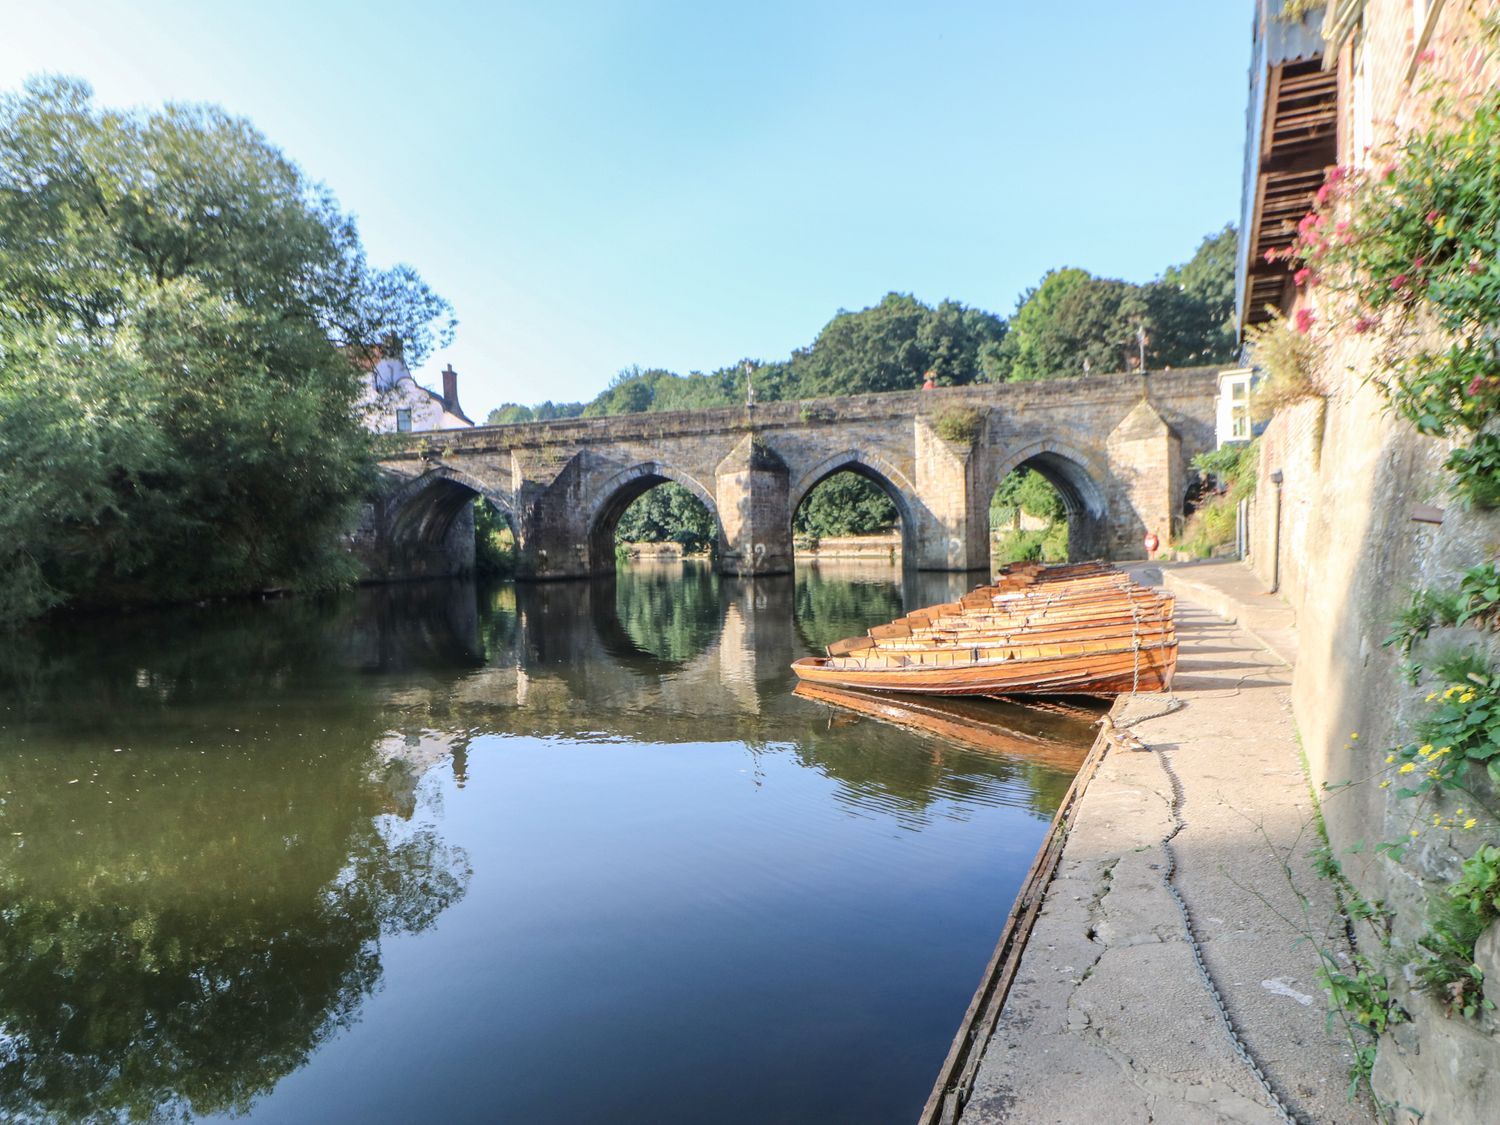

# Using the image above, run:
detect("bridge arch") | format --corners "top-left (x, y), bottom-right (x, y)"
top-left (585, 462), bottom-right (725, 575)
top-left (379, 466), bottom-right (518, 578)
top-left (990, 440), bottom-right (1110, 561)
top-left (789, 449), bottom-right (921, 562)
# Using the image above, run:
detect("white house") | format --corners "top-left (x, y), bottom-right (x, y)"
top-left (361, 353), bottom-right (475, 433)
top-left (1215, 367), bottom-right (1254, 447)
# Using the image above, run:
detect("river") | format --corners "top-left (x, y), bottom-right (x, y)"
top-left (0, 561), bottom-right (1094, 1124)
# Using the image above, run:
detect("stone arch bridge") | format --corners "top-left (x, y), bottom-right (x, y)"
top-left (361, 368), bottom-right (1219, 580)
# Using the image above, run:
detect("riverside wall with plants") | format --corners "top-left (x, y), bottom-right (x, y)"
top-left (1248, 4), bottom-right (1500, 1117)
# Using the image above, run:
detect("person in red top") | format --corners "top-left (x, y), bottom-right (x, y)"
top-left (921, 370), bottom-right (936, 390)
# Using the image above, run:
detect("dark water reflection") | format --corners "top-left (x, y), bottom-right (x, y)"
top-left (0, 562), bottom-right (1092, 1124)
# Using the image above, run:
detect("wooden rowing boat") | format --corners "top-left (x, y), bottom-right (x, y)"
top-left (792, 561), bottom-right (1177, 698)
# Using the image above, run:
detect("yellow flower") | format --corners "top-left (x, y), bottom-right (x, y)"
top-left (1399, 762), bottom-right (1417, 773)
top-left (1461, 691), bottom-right (1477, 703)
top-left (1465, 818), bottom-right (1478, 830)
top-left (1350, 732), bottom-right (1360, 741)
top-left (1428, 768), bottom-right (1442, 778)
top-left (1386, 754), bottom-right (1397, 763)
top-left (1410, 829), bottom-right (1421, 837)
top-left (1380, 780), bottom-right (1392, 788)
top-left (1434, 814), bottom-right (1444, 825)
top-left (1436, 746), bottom-right (1452, 756)
top-left (1456, 808), bottom-right (1465, 815)
top-left (1427, 691), bottom-right (1439, 701)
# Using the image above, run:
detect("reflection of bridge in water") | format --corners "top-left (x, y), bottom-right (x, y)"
top-left (358, 565), bottom-right (1098, 811)
top-left (362, 565), bottom-right (987, 739)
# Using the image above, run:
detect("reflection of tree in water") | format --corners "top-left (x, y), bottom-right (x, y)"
top-left (612, 561), bottom-right (722, 664)
top-left (477, 581), bottom-right (521, 658)
top-left (793, 568), bottom-right (905, 654)
top-left (0, 601), bottom-right (472, 1123)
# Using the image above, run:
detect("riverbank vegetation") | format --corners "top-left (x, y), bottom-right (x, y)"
top-left (989, 470), bottom-right (1068, 564)
top-left (0, 78), bottom-right (453, 626)
top-left (1177, 442), bottom-right (1258, 558)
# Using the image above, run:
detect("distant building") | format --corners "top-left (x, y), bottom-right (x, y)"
top-left (361, 352), bottom-right (474, 433)
top-left (1215, 367), bottom-right (1255, 446)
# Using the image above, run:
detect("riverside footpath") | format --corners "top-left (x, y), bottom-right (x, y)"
top-left (950, 560), bottom-right (1376, 1125)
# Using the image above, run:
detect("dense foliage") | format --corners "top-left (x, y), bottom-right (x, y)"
top-left (1178, 440), bottom-right (1257, 558)
top-left (539, 230), bottom-right (1234, 428)
top-left (1285, 89), bottom-right (1500, 505)
top-left (474, 501), bottom-right (517, 577)
top-left (486, 400), bottom-right (585, 425)
top-left (989, 470), bottom-right (1068, 564)
top-left (614, 482), bottom-right (717, 551)
top-left (0, 78), bottom-right (454, 624)
top-left (793, 473), bottom-right (900, 540)
top-left (993, 226), bottom-right (1238, 381)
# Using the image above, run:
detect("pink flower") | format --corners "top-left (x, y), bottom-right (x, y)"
top-left (1468, 374), bottom-right (1486, 396)
top-left (1328, 166), bottom-right (1348, 184)
top-left (1469, 260), bottom-right (1483, 275)
top-left (1383, 163), bottom-right (1399, 180)
top-left (1336, 221), bottom-right (1351, 234)
top-left (1427, 210), bottom-right (1441, 224)
top-left (1294, 267), bottom-right (1314, 286)
top-left (1316, 182), bottom-right (1334, 204)
top-left (1295, 308), bottom-right (1316, 334)
top-left (1418, 48), bottom-right (1436, 65)
top-left (1264, 248), bottom-right (1279, 264)
top-left (1353, 317), bottom-right (1379, 334)
top-left (1392, 274), bottom-right (1409, 290)
top-left (1414, 257), bottom-right (1427, 269)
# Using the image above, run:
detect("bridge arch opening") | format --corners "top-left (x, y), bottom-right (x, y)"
top-left (790, 457), bottom-right (915, 564)
top-left (587, 465), bottom-right (723, 576)
top-left (386, 469), bottom-right (518, 579)
top-left (989, 447), bottom-right (1108, 563)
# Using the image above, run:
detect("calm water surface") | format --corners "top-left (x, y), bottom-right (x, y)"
top-left (0, 562), bottom-right (1093, 1125)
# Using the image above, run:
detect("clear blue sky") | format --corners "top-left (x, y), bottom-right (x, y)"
top-left (2, 1), bottom-right (1252, 417)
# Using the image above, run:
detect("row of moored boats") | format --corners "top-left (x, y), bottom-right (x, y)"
top-left (789, 561), bottom-right (1177, 698)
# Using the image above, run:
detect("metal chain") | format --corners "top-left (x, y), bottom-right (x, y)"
top-left (1150, 736), bottom-right (1304, 1125)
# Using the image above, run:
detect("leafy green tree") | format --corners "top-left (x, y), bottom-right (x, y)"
top-left (790, 292), bottom-right (1006, 395)
top-left (486, 401), bottom-right (585, 425)
top-left (990, 228), bottom-right (1238, 382)
top-left (614, 483), bottom-right (717, 551)
top-left (990, 469), bottom-right (1065, 526)
top-left (1161, 223), bottom-right (1237, 342)
top-left (0, 77), bottom-right (454, 624)
top-left (794, 472), bottom-right (900, 538)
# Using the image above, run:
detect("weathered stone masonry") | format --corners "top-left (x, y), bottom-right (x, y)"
top-left (362, 368), bottom-right (1219, 580)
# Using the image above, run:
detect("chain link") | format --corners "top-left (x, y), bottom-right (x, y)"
top-left (1149, 735), bottom-right (1304, 1125)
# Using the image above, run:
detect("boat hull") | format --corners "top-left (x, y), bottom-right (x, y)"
top-left (791, 642), bottom-right (1176, 698)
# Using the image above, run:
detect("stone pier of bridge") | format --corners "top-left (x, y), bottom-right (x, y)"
top-left (358, 368), bottom-right (1219, 582)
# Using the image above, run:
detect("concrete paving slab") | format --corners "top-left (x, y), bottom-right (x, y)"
top-left (954, 593), bottom-right (1371, 1125)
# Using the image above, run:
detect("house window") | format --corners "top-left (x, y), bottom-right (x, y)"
top-left (396, 408), bottom-right (413, 433)
top-left (1231, 381), bottom-right (1247, 401)
top-left (1232, 411), bottom-right (1250, 440)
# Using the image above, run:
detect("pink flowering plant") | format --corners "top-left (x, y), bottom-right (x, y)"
top-left (1281, 88), bottom-right (1500, 504)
